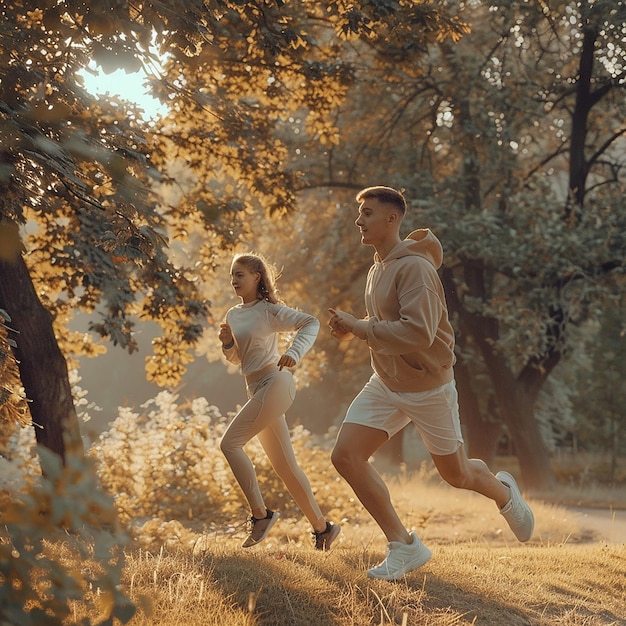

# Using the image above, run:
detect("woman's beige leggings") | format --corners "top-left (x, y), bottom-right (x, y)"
top-left (220, 365), bottom-right (323, 525)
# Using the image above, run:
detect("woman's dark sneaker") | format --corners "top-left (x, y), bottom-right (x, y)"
top-left (313, 521), bottom-right (341, 551)
top-left (242, 509), bottom-right (280, 548)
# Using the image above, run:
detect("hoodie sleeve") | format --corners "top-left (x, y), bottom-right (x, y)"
top-left (269, 303), bottom-right (320, 364)
top-left (353, 263), bottom-right (444, 355)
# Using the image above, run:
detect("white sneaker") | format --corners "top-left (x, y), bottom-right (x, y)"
top-left (367, 532), bottom-right (431, 580)
top-left (496, 471), bottom-right (534, 542)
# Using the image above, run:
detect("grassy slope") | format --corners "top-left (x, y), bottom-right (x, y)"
top-left (120, 479), bottom-right (626, 626)
top-left (122, 540), bottom-right (625, 625)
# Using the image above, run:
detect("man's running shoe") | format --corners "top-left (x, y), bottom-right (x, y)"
top-left (496, 471), bottom-right (534, 542)
top-left (367, 532), bottom-right (431, 580)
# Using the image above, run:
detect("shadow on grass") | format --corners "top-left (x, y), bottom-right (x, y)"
top-left (193, 544), bottom-right (542, 626)
top-left (333, 551), bottom-right (535, 626)
top-left (195, 548), bottom-right (340, 626)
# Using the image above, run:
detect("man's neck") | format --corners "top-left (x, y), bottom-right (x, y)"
top-left (374, 236), bottom-right (402, 261)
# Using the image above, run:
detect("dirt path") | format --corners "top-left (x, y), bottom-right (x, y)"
top-left (567, 506), bottom-right (626, 543)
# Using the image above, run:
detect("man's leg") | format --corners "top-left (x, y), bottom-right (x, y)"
top-left (430, 445), bottom-right (510, 507)
top-left (331, 422), bottom-right (412, 544)
top-left (431, 445), bottom-right (534, 541)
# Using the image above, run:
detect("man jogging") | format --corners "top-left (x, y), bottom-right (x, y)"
top-left (328, 185), bottom-right (533, 580)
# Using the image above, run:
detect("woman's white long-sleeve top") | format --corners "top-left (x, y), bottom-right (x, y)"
top-left (222, 299), bottom-right (319, 376)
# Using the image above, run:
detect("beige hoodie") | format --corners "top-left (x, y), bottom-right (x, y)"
top-left (352, 229), bottom-right (456, 393)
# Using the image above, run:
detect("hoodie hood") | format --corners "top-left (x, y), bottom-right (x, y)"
top-left (376, 229), bottom-right (443, 270)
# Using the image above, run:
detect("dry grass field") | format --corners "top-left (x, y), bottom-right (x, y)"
top-left (110, 472), bottom-right (626, 626)
top-left (4, 439), bottom-right (624, 625)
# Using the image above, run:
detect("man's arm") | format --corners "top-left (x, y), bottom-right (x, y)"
top-left (328, 308), bottom-right (357, 342)
top-left (329, 285), bottom-right (443, 354)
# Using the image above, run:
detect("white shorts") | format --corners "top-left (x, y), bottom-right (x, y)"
top-left (343, 374), bottom-right (464, 456)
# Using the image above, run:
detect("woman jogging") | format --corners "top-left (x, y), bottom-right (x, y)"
top-left (219, 253), bottom-right (340, 550)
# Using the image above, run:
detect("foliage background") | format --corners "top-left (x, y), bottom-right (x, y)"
top-left (1, 1), bottom-right (625, 622)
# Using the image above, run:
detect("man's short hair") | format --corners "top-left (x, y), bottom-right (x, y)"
top-left (356, 186), bottom-right (407, 215)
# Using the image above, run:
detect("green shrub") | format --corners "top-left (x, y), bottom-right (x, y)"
top-left (0, 448), bottom-right (134, 625)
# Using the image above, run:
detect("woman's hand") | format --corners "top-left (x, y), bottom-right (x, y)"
top-left (277, 354), bottom-right (296, 370)
top-left (219, 323), bottom-right (234, 347)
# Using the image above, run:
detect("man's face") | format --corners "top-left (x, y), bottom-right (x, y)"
top-left (354, 197), bottom-right (395, 246)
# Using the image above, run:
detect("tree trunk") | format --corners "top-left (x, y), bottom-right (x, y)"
top-left (499, 392), bottom-right (554, 492)
top-left (0, 251), bottom-right (83, 463)
top-left (568, 22), bottom-right (597, 211)
top-left (482, 350), bottom-right (556, 492)
top-left (444, 266), bottom-right (557, 492)
top-left (442, 269), bottom-right (505, 467)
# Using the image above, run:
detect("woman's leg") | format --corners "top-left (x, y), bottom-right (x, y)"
top-left (257, 417), bottom-right (326, 532)
top-left (220, 397), bottom-right (269, 516)
top-left (220, 370), bottom-right (296, 517)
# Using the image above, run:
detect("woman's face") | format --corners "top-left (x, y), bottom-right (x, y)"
top-left (230, 261), bottom-right (260, 303)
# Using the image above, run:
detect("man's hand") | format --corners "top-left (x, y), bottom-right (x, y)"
top-left (328, 308), bottom-right (356, 342)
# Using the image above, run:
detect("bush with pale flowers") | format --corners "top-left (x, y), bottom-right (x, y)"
top-left (90, 391), bottom-right (354, 548)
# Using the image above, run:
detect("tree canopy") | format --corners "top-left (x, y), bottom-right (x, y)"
top-left (177, 0), bottom-right (626, 488)
top-left (0, 1), bottom-right (467, 459)
top-left (1, 1), bottom-right (624, 489)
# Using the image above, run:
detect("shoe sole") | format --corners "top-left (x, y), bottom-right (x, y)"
top-left (242, 511), bottom-right (280, 548)
top-left (496, 471), bottom-right (534, 542)
top-left (367, 547), bottom-right (432, 580)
